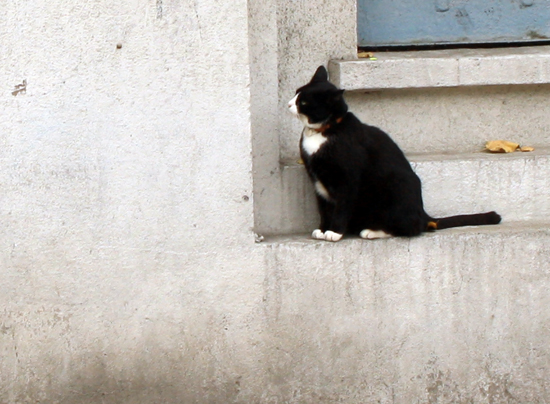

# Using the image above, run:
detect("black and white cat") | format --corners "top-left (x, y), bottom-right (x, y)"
top-left (288, 65), bottom-right (501, 242)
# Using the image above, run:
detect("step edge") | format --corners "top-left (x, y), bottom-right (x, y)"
top-left (260, 220), bottom-right (550, 246)
top-left (329, 45), bottom-right (550, 91)
top-left (281, 147), bottom-right (550, 169)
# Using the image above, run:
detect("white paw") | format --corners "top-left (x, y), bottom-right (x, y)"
top-left (324, 231), bottom-right (343, 242)
top-left (360, 229), bottom-right (392, 240)
top-left (312, 229), bottom-right (326, 240)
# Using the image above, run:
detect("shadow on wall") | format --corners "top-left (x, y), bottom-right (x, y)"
top-left (0, 309), bottom-right (253, 404)
top-left (4, 346), bottom-right (245, 404)
top-left (1, 320), bottom-right (536, 404)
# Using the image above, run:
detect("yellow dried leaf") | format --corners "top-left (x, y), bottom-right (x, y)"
top-left (485, 140), bottom-right (520, 153)
top-left (358, 51), bottom-right (374, 58)
top-left (520, 146), bottom-right (535, 152)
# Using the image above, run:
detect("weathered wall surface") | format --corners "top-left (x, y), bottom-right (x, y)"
top-left (1, 0), bottom-right (255, 249)
top-left (3, 0), bottom-right (550, 403)
top-left (0, 1), bottom-right (266, 402)
top-left (263, 223), bottom-right (550, 403)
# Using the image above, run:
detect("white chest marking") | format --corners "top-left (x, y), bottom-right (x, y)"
top-left (302, 128), bottom-right (328, 156)
top-left (314, 181), bottom-right (331, 200)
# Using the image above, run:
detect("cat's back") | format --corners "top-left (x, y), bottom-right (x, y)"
top-left (332, 113), bottom-right (408, 162)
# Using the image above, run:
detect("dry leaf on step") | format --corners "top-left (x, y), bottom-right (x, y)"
top-left (358, 51), bottom-right (374, 58)
top-left (485, 140), bottom-right (520, 153)
top-left (358, 51), bottom-right (377, 60)
top-left (520, 146), bottom-right (535, 152)
top-left (485, 140), bottom-right (535, 153)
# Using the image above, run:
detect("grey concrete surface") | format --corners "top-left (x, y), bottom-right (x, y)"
top-left (1, 0), bottom-right (550, 402)
top-left (249, 0), bottom-right (282, 239)
top-left (0, 1), bottom-right (263, 403)
top-left (345, 84), bottom-right (550, 155)
top-left (276, 150), bottom-right (550, 235)
top-left (329, 46), bottom-right (550, 91)
top-left (261, 221), bottom-right (550, 403)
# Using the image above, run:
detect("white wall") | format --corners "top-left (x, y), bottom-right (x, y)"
top-left (4, 1), bottom-right (545, 403)
top-left (0, 1), bottom-right (266, 402)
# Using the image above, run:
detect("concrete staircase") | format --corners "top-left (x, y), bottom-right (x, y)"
top-left (277, 148), bottom-right (550, 235)
top-left (267, 46), bottom-right (550, 235)
top-left (257, 46), bottom-right (550, 402)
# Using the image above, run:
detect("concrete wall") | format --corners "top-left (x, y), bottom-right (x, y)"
top-left (1, 1), bottom-right (266, 402)
top-left (346, 84), bottom-right (550, 155)
top-left (3, 0), bottom-right (550, 403)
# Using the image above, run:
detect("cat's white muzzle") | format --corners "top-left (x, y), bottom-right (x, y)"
top-left (288, 93), bottom-right (299, 116)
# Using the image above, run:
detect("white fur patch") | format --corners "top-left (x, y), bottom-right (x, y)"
top-left (314, 181), bottom-right (330, 200)
top-left (312, 229), bottom-right (325, 240)
top-left (324, 231), bottom-right (343, 242)
top-left (359, 229), bottom-right (392, 240)
top-left (288, 93), bottom-right (299, 116)
top-left (302, 128), bottom-right (328, 156)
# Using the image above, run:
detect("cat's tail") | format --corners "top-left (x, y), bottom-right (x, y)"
top-left (427, 211), bottom-right (501, 231)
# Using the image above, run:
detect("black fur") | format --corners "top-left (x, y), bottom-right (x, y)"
top-left (293, 66), bottom-right (501, 239)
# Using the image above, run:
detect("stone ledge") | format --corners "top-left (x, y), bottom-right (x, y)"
top-left (329, 45), bottom-right (550, 91)
top-left (261, 219), bottom-right (550, 245)
top-left (256, 218), bottom-right (550, 404)
top-left (271, 149), bottom-right (550, 235)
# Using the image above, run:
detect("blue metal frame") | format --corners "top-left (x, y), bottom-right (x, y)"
top-left (358, 0), bottom-right (550, 47)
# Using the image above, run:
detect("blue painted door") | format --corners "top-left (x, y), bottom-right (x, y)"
top-left (358, 0), bottom-right (550, 47)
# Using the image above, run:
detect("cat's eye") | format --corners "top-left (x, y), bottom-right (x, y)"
top-left (299, 100), bottom-right (307, 106)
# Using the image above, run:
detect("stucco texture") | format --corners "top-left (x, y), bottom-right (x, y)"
top-left (3, 0), bottom-right (550, 403)
top-left (0, 1), bottom-right (265, 402)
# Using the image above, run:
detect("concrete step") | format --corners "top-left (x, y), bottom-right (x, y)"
top-left (272, 149), bottom-right (550, 235)
top-left (278, 46), bottom-right (550, 161)
top-left (260, 220), bottom-right (550, 402)
top-left (329, 46), bottom-right (550, 91)
top-left (343, 85), bottom-right (550, 155)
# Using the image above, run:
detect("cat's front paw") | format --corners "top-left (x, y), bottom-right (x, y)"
top-left (324, 231), bottom-right (343, 242)
top-left (312, 229), bottom-right (326, 240)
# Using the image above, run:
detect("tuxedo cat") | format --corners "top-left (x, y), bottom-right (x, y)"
top-left (288, 66), bottom-right (501, 242)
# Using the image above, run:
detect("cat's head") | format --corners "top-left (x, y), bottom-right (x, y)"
top-left (288, 66), bottom-right (347, 129)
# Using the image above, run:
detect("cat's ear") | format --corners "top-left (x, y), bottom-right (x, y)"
top-left (310, 66), bottom-right (328, 83)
